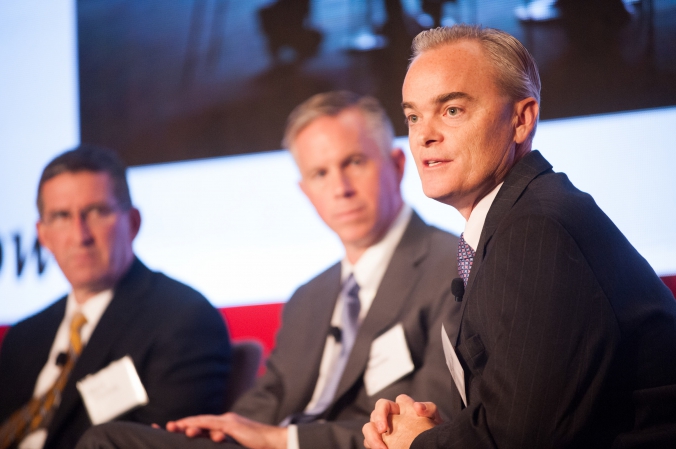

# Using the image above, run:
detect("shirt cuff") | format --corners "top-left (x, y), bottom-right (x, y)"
top-left (287, 424), bottom-right (300, 449)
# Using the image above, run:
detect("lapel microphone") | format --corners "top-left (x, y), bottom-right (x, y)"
top-left (452, 278), bottom-right (465, 302)
top-left (328, 326), bottom-right (342, 343)
top-left (56, 352), bottom-right (69, 366)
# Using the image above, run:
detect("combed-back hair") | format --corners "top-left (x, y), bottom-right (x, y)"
top-left (282, 91), bottom-right (394, 157)
top-left (37, 144), bottom-right (132, 216)
top-left (411, 25), bottom-right (541, 144)
top-left (411, 25), bottom-right (541, 104)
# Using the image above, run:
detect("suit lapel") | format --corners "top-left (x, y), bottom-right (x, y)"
top-left (14, 299), bottom-right (67, 412)
top-left (282, 264), bottom-right (341, 418)
top-left (331, 213), bottom-right (430, 405)
top-left (47, 258), bottom-right (151, 438)
top-left (453, 150), bottom-right (553, 345)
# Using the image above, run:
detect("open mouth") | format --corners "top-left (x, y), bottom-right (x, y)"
top-left (424, 159), bottom-right (449, 167)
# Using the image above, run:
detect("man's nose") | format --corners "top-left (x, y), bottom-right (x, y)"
top-left (73, 213), bottom-right (95, 244)
top-left (416, 118), bottom-right (443, 148)
top-left (332, 171), bottom-right (356, 198)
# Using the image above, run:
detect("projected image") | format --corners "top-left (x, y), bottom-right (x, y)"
top-left (78, 0), bottom-right (676, 166)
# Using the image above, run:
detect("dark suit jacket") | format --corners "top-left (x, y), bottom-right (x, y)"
top-left (413, 151), bottom-right (676, 449)
top-left (231, 212), bottom-right (461, 449)
top-left (0, 258), bottom-right (232, 449)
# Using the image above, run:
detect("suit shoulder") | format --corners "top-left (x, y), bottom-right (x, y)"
top-left (292, 262), bottom-right (341, 295)
top-left (139, 269), bottom-right (224, 326)
top-left (519, 170), bottom-right (598, 218)
top-left (426, 224), bottom-right (460, 250)
top-left (5, 296), bottom-right (66, 337)
top-left (281, 262), bottom-right (341, 323)
top-left (145, 270), bottom-right (210, 304)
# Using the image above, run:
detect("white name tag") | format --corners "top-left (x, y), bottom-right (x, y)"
top-left (76, 355), bottom-right (149, 425)
top-left (442, 324), bottom-right (466, 406)
top-left (364, 323), bottom-right (415, 396)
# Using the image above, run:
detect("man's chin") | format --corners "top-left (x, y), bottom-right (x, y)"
top-left (421, 187), bottom-right (456, 207)
top-left (337, 227), bottom-right (378, 248)
top-left (67, 270), bottom-right (110, 292)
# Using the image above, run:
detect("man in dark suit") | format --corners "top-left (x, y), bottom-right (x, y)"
top-left (363, 25), bottom-right (676, 449)
top-left (0, 146), bottom-right (232, 449)
top-left (76, 92), bottom-right (461, 449)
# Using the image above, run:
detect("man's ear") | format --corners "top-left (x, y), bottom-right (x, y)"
top-left (128, 207), bottom-right (142, 241)
top-left (389, 148), bottom-right (406, 183)
top-left (298, 179), bottom-right (309, 198)
top-left (514, 97), bottom-right (539, 144)
top-left (36, 219), bottom-right (52, 254)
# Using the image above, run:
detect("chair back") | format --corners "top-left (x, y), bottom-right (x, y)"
top-left (224, 340), bottom-right (263, 411)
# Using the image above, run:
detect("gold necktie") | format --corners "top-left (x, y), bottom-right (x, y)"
top-left (0, 312), bottom-right (87, 449)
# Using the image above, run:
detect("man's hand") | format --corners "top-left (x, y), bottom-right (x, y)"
top-left (363, 395), bottom-right (442, 449)
top-left (164, 412), bottom-right (287, 449)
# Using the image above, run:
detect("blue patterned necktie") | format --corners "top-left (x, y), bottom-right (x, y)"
top-left (285, 274), bottom-right (360, 424)
top-left (458, 233), bottom-right (475, 286)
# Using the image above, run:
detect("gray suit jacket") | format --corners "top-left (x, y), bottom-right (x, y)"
top-left (231, 211), bottom-right (461, 449)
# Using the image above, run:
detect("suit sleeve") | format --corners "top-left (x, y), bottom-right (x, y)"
top-left (0, 326), bottom-right (31, 422)
top-left (127, 294), bottom-right (232, 425)
top-left (294, 234), bottom-right (461, 449)
top-left (413, 215), bottom-right (620, 449)
top-left (228, 347), bottom-right (289, 424)
top-left (230, 287), bottom-right (310, 425)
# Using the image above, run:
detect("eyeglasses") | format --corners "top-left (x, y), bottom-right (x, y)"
top-left (42, 203), bottom-right (124, 230)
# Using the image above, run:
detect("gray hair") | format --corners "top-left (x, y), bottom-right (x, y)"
top-left (282, 91), bottom-right (394, 157)
top-left (411, 25), bottom-right (541, 143)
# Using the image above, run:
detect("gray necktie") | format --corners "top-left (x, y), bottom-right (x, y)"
top-left (286, 274), bottom-right (361, 423)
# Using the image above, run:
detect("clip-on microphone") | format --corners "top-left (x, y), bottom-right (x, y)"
top-left (452, 278), bottom-right (465, 302)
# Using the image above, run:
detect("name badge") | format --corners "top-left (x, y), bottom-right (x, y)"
top-left (76, 355), bottom-right (149, 425)
top-left (364, 323), bottom-right (415, 396)
top-left (442, 324), bottom-right (467, 406)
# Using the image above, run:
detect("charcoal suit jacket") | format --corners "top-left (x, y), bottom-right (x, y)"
top-left (412, 150), bottom-right (676, 449)
top-left (0, 258), bottom-right (232, 449)
top-left (231, 211), bottom-right (462, 449)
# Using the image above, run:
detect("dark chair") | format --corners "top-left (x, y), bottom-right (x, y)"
top-left (223, 340), bottom-right (264, 411)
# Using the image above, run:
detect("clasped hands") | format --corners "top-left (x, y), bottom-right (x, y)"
top-left (363, 394), bottom-right (442, 449)
top-left (153, 412), bottom-right (287, 449)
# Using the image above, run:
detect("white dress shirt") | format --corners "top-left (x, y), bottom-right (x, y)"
top-left (287, 205), bottom-right (412, 449)
top-left (19, 290), bottom-right (114, 449)
top-left (462, 183), bottom-right (503, 251)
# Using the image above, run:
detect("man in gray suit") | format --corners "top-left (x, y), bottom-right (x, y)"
top-left (77, 91), bottom-right (461, 449)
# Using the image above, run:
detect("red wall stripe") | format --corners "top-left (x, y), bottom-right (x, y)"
top-left (1, 276), bottom-right (675, 357)
top-left (220, 302), bottom-right (284, 357)
top-left (662, 275), bottom-right (676, 297)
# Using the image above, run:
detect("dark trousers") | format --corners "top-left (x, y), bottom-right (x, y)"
top-left (76, 422), bottom-right (242, 449)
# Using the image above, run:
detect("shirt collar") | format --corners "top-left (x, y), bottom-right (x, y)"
top-left (463, 182), bottom-right (503, 251)
top-left (65, 289), bottom-right (114, 343)
top-left (341, 204), bottom-right (412, 293)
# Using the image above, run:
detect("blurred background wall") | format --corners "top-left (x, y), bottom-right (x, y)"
top-left (1, 0), bottom-right (675, 350)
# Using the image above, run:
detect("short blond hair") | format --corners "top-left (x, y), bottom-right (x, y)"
top-left (282, 91), bottom-right (394, 157)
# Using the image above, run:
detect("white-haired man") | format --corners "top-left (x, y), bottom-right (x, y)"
top-left (364, 25), bottom-right (676, 449)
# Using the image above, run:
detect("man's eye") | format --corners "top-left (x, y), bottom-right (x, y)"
top-left (406, 114), bottom-right (418, 125)
top-left (95, 205), bottom-right (112, 215)
top-left (446, 107), bottom-right (460, 116)
top-left (87, 205), bottom-right (110, 218)
top-left (51, 212), bottom-right (70, 222)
